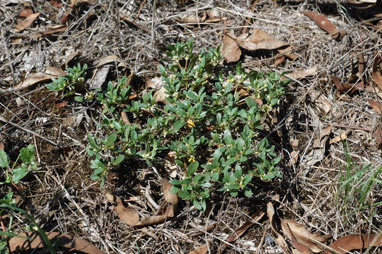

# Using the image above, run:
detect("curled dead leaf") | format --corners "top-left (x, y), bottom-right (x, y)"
top-left (332, 76), bottom-right (364, 93)
top-left (29, 25), bottom-right (68, 39)
top-left (222, 32), bottom-right (241, 63)
top-left (9, 232), bottom-right (104, 254)
top-left (373, 124), bottom-right (382, 149)
top-left (237, 29), bottom-right (288, 51)
top-left (45, 66), bottom-right (67, 77)
top-left (162, 178), bottom-right (178, 205)
top-left (372, 54), bottom-right (382, 90)
top-left (324, 234), bottom-right (382, 254)
top-left (226, 210), bottom-right (265, 243)
top-left (154, 86), bottom-right (169, 104)
top-left (329, 132), bottom-right (347, 144)
top-left (178, 12), bottom-right (207, 23)
top-left (18, 8), bottom-right (33, 18)
top-left (5, 73), bottom-right (54, 92)
top-left (188, 244), bottom-right (208, 254)
top-left (369, 100), bottom-right (382, 114)
top-left (94, 55), bottom-right (121, 68)
top-left (285, 67), bottom-right (317, 80)
top-left (283, 222), bottom-right (312, 254)
top-left (14, 12), bottom-right (40, 32)
top-left (281, 219), bottom-right (331, 253)
top-left (267, 202), bottom-right (289, 252)
top-left (114, 197), bottom-right (140, 226)
top-left (303, 11), bottom-right (339, 37)
top-left (104, 192), bottom-right (115, 203)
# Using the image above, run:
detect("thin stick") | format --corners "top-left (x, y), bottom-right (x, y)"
top-left (0, 116), bottom-right (58, 146)
top-left (329, 123), bottom-right (371, 132)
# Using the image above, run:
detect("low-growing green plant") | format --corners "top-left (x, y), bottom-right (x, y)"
top-left (45, 63), bottom-right (87, 102)
top-left (0, 146), bottom-right (55, 254)
top-left (0, 145), bottom-right (37, 185)
top-left (87, 39), bottom-right (287, 210)
top-left (96, 76), bottom-right (132, 114)
top-left (337, 142), bottom-right (382, 216)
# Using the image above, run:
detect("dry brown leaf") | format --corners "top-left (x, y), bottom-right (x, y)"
top-left (148, 77), bottom-right (169, 104)
top-left (178, 12), bottom-right (207, 23)
top-left (226, 210), bottom-right (265, 243)
top-left (14, 12), bottom-right (40, 32)
top-left (372, 54), bottom-right (382, 90)
top-left (139, 227), bottom-right (158, 240)
top-left (105, 192), bottom-right (115, 203)
top-left (329, 132), bottom-right (347, 144)
top-left (45, 66), bottom-right (67, 77)
top-left (324, 234), bottom-right (382, 254)
top-left (205, 9), bottom-right (226, 22)
top-left (154, 86), bottom-right (169, 104)
top-left (372, 70), bottom-right (382, 90)
top-left (139, 213), bottom-right (173, 226)
top-left (9, 73), bottom-right (54, 92)
top-left (189, 244), bottom-right (208, 254)
top-left (9, 232), bottom-right (104, 254)
top-left (274, 56), bottom-right (286, 66)
top-left (50, 0), bottom-right (63, 7)
top-left (18, 8), bottom-right (33, 18)
top-left (94, 55), bottom-right (120, 68)
top-left (237, 29), bottom-right (288, 51)
top-left (369, 99), bottom-right (382, 114)
top-left (281, 219), bottom-right (331, 253)
top-left (162, 178), bottom-right (178, 205)
top-left (303, 11), bottom-right (339, 36)
top-left (70, 0), bottom-right (97, 7)
top-left (222, 32), bottom-right (241, 63)
top-left (114, 197), bottom-right (140, 226)
top-left (283, 222), bottom-right (312, 254)
top-left (290, 150), bottom-right (299, 166)
top-left (332, 76), bottom-right (364, 93)
top-left (309, 90), bottom-right (332, 115)
top-left (320, 126), bottom-right (332, 138)
top-left (278, 46), bottom-right (299, 61)
top-left (64, 50), bottom-right (80, 68)
top-left (29, 25), bottom-right (67, 39)
top-left (286, 67), bottom-right (317, 80)
top-left (267, 202), bottom-right (289, 252)
top-left (373, 124), bottom-right (382, 148)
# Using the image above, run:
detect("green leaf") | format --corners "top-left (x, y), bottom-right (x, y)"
top-left (193, 199), bottom-right (202, 210)
top-left (187, 161), bottom-right (199, 176)
top-left (74, 96), bottom-right (84, 102)
top-left (211, 172), bottom-right (219, 181)
top-left (12, 165), bottom-right (28, 184)
top-left (0, 192), bottom-right (14, 205)
top-left (170, 186), bottom-right (180, 194)
top-left (244, 188), bottom-right (253, 197)
top-left (45, 82), bottom-right (60, 91)
top-left (223, 129), bottom-right (233, 144)
top-left (106, 133), bottom-right (118, 146)
top-left (20, 145), bottom-right (35, 163)
top-left (178, 190), bottom-right (191, 200)
top-left (0, 150), bottom-right (9, 168)
top-left (174, 120), bottom-right (185, 131)
top-left (112, 154), bottom-right (125, 166)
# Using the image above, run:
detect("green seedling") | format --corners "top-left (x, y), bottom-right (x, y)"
top-left (45, 63), bottom-right (87, 102)
top-left (0, 145), bottom-right (37, 185)
top-left (0, 147), bottom-right (54, 254)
